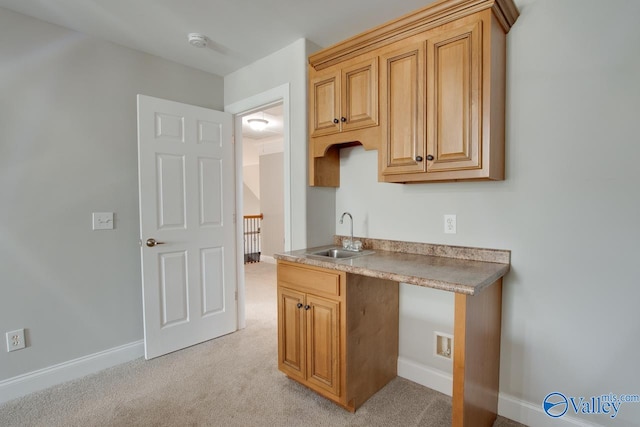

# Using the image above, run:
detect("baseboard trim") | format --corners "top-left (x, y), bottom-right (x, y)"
top-left (398, 357), bottom-right (600, 427)
top-left (0, 340), bottom-right (144, 404)
top-left (498, 392), bottom-right (603, 427)
top-left (397, 356), bottom-right (453, 397)
top-left (260, 255), bottom-right (276, 264)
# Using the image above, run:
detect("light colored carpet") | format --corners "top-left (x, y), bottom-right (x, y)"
top-left (0, 262), bottom-right (526, 427)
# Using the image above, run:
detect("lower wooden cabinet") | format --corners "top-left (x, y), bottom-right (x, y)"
top-left (277, 261), bottom-right (399, 412)
top-left (278, 286), bottom-right (341, 395)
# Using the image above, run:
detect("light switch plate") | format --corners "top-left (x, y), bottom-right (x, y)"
top-left (444, 214), bottom-right (457, 234)
top-left (92, 212), bottom-right (114, 230)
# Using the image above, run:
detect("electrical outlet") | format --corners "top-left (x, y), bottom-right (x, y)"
top-left (6, 329), bottom-right (26, 352)
top-left (444, 214), bottom-right (457, 234)
top-left (434, 332), bottom-right (453, 360)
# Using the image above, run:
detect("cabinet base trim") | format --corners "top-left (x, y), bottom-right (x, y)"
top-left (281, 374), bottom-right (354, 412)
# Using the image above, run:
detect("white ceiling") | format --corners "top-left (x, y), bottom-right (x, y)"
top-left (0, 0), bottom-right (532, 77)
top-left (242, 104), bottom-right (283, 141)
top-left (242, 103), bottom-right (284, 167)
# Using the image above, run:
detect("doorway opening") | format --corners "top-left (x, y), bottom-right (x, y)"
top-left (225, 84), bottom-right (291, 330)
top-left (239, 103), bottom-right (283, 329)
top-left (241, 103), bottom-right (284, 264)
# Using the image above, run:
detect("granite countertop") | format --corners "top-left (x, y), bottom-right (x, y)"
top-left (274, 236), bottom-right (510, 296)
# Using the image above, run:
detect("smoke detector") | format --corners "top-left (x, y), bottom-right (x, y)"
top-left (188, 33), bottom-right (209, 48)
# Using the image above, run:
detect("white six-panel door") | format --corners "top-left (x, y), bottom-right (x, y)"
top-left (137, 95), bottom-right (236, 359)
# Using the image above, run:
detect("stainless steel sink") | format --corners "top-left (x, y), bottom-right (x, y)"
top-left (307, 247), bottom-right (374, 260)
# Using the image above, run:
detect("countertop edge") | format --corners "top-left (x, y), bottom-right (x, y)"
top-left (274, 252), bottom-right (510, 296)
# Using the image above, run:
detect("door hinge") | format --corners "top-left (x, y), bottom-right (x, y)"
top-left (235, 290), bottom-right (238, 301)
top-left (233, 213), bottom-right (237, 224)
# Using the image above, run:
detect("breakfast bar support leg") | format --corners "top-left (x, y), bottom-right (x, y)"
top-left (452, 279), bottom-right (503, 427)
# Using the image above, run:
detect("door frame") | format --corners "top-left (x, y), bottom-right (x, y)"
top-left (225, 83), bottom-right (291, 330)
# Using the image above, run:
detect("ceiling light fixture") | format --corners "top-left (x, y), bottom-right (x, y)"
top-left (188, 33), bottom-right (209, 48)
top-left (248, 118), bottom-right (268, 131)
top-left (248, 113), bottom-right (269, 131)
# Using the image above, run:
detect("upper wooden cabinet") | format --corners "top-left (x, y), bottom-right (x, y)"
top-left (379, 41), bottom-right (426, 177)
top-left (427, 19), bottom-right (483, 175)
top-left (308, 56), bottom-right (380, 187)
top-left (381, 14), bottom-right (490, 183)
top-left (310, 57), bottom-right (378, 138)
top-left (308, 0), bottom-right (519, 186)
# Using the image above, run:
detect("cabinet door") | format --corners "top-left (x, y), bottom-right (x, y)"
top-left (277, 287), bottom-right (306, 381)
top-left (305, 294), bottom-right (340, 397)
top-left (379, 43), bottom-right (426, 176)
top-left (310, 69), bottom-right (340, 137)
top-left (426, 20), bottom-right (482, 173)
top-left (341, 57), bottom-right (378, 132)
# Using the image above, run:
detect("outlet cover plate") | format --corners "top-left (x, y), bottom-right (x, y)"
top-left (444, 214), bottom-right (457, 234)
top-left (434, 331), bottom-right (453, 360)
top-left (6, 329), bottom-right (26, 352)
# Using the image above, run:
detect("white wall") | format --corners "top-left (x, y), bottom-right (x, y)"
top-left (242, 183), bottom-right (261, 216)
top-left (259, 153), bottom-right (285, 257)
top-left (337, 1), bottom-right (640, 425)
top-left (225, 39), bottom-right (335, 250)
top-left (0, 8), bottom-right (224, 383)
top-left (243, 164), bottom-right (261, 215)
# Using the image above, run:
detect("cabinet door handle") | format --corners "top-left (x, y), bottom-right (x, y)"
top-left (340, 117), bottom-right (347, 122)
top-left (333, 118), bottom-right (339, 124)
top-left (426, 155), bottom-right (434, 161)
top-left (415, 156), bottom-right (423, 162)
top-left (304, 305), bottom-right (311, 310)
top-left (296, 303), bottom-right (303, 309)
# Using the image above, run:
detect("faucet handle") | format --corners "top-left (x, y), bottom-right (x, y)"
top-left (352, 240), bottom-right (362, 251)
top-left (342, 239), bottom-right (352, 249)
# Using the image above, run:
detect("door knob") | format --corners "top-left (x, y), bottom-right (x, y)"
top-left (296, 303), bottom-right (303, 309)
top-left (333, 118), bottom-right (339, 124)
top-left (340, 117), bottom-right (347, 122)
top-left (426, 155), bottom-right (434, 161)
top-left (146, 238), bottom-right (165, 247)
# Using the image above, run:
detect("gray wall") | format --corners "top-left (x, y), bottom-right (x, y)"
top-left (336, 1), bottom-right (640, 425)
top-left (259, 152), bottom-right (284, 257)
top-left (0, 8), bottom-right (224, 381)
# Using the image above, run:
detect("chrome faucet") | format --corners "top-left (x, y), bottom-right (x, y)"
top-left (339, 212), bottom-right (359, 251)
